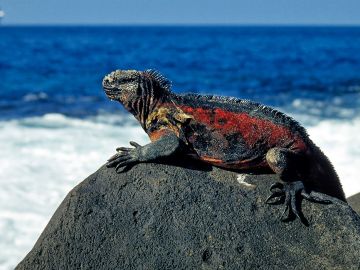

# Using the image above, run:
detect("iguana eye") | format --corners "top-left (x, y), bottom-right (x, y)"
top-left (119, 78), bottom-right (135, 84)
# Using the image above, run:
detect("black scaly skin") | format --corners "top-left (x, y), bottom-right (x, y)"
top-left (102, 69), bottom-right (346, 225)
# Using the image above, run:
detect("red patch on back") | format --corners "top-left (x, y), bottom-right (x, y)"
top-left (179, 105), bottom-right (306, 152)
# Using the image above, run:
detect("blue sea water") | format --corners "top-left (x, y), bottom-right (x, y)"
top-left (0, 26), bottom-right (359, 269)
top-left (1, 26), bottom-right (360, 119)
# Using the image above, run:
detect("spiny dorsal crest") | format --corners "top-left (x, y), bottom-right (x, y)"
top-left (145, 69), bottom-right (172, 90)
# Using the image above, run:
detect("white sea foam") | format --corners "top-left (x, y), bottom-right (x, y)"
top-left (22, 92), bottom-right (48, 102)
top-left (304, 117), bottom-right (360, 197)
top-left (0, 113), bottom-right (359, 269)
top-left (0, 113), bottom-right (148, 269)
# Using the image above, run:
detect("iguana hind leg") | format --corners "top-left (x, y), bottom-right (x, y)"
top-left (265, 147), bottom-right (333, 224)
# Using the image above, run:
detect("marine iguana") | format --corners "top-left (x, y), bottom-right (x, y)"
top-left (102, 69), bottom-right (346, 222)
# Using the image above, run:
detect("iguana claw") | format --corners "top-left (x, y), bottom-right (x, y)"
top-left (106, 141), bottom-right (142, 172)
top-left (266, 181), bottom-right (333, 225)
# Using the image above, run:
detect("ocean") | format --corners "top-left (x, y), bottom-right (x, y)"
top-left (0, 26), bottom-right (359, 269)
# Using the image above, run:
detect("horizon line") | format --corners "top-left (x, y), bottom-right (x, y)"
top-left (1, 23), bottom-right (360, 28)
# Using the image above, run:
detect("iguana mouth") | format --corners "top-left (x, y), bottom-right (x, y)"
top-left (102, 81), bottom-right (118, 99)
top-left (103, 88), bottom-right (117, 100)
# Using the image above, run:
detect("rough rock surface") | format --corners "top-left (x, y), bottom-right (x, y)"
top-left (348, 192), bottom-right (360, 215)
top-left (17, 160), bottom-right (360, 270)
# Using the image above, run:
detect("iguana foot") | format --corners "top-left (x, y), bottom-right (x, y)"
top-left (106, 141), bottom-right (141, 172)
top-left (265, 181), bottom-right (333, 224)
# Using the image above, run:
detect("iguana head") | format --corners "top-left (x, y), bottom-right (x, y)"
top-left (102, 69), bottom-right (172, 126)
top-left (102, 70), bottom-right (139, 101)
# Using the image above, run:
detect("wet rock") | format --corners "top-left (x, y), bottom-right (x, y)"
top-left (17, 161), bottom-right (360, 269)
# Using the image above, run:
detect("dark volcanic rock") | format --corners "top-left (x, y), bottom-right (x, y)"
top-left (348, 192), bottom-right (360, 215)
top-left (17, 161), bottom-right (360, 270)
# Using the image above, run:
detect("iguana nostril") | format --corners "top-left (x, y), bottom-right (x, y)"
top-left (103, 75), bottom-right (115, 85)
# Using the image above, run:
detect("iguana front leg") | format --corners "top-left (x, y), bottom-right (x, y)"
top-left (107, 132), bottom-right (181, 172)
top-left (265, 147), bottom-right (334, 224)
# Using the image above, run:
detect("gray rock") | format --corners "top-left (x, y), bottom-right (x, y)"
top-left (17, 161), bottom-right (360, 270)
top-left (348, 192), bottom-right (360, 215)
